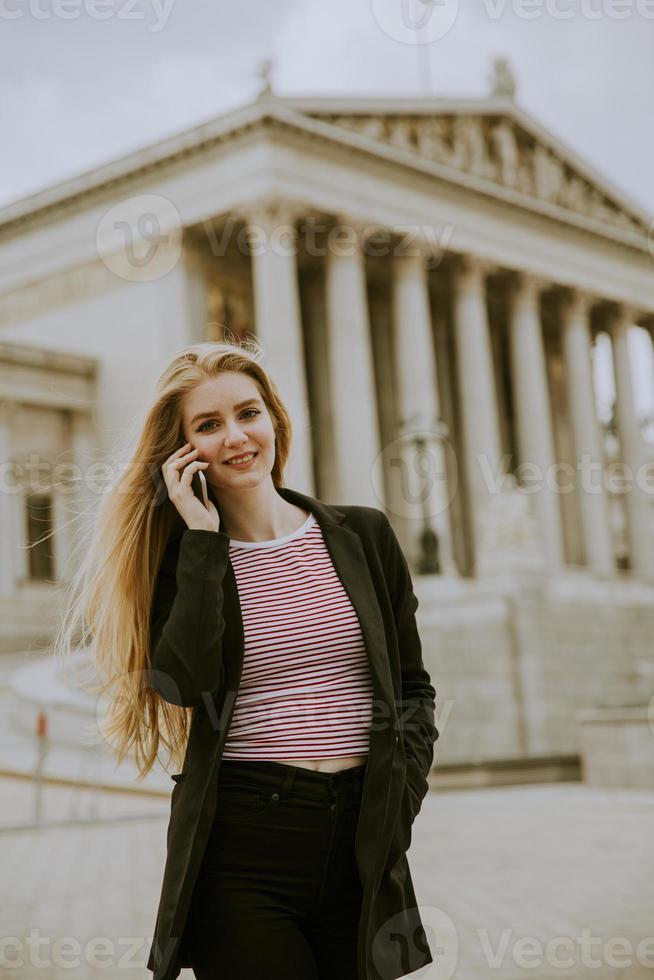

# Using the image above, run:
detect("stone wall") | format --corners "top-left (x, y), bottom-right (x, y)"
top-left (418, 571), bottom-right (654, 767)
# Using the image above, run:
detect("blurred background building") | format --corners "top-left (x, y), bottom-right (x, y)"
top-left (1, 63), bottom-right (653, 779)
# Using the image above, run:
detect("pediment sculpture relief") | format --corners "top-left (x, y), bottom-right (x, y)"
top-left (314, 113), bottom-right (644, 236)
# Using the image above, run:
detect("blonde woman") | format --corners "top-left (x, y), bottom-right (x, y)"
top-left (55, 339), bottom-right (438, 980)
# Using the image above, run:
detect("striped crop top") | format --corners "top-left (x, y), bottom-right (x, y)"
top-left (221, 511), bottom-right (374, 760)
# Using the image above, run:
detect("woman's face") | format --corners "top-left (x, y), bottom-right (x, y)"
top-left (181, 372), bottom-right (276, 491)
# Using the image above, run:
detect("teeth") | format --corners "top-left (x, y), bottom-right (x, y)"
top-left (226, 453), bottom-right (254, 464)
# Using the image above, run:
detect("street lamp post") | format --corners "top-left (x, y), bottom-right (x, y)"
top-left (401, 418), bottom-right (450, 575)
top-left (413, 433), bottom-right (440, 574)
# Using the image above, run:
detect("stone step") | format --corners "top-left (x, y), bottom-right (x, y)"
top-left (428, 753), bottom-right (581, 790)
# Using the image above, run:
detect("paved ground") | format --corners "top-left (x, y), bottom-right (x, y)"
top-left (412, 783), bottom-right (654, 980)
top-left (1, 652), bottom-right (652, 979)
top-left (1, 777), bottom-right (653, 980)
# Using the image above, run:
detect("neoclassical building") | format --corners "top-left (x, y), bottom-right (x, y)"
top-left (1, 75), bottom-right (653, 769)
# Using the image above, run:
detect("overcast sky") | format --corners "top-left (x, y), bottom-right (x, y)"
top-left (1, 0), bottom-right (653, 411)
top-left (1, 0), bottom-right (653, 214)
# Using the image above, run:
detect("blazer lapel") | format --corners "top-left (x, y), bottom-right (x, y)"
top-left (274, 486), bottom-right (397, 735)
top-left (320, 521), bottom-right (396, 721)
top-left (217, 558), bottom-right (244, 716)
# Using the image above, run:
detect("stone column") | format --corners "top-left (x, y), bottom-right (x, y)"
top-left (451, 255), bottom-right (506, 568)
top-left (68, 410), bottom-right (98, 572)
top-left (159, 242), bottom-right (207, 353)
top-left (245, 200), bottom-right (314, 494)
top-left (507, 272), bottom-right (565, 568)
top-left (560, 289), bottom-right (614, 573)
top-left (0, 400), bottom-right (18, 595)
top-left (390, 241), bottom-right (454, 573)
top-left (324, 216), bottom-right (383, 506)
top-left (298, 266), bottom-right (336, 501)
top-left (609, 303), bottom-right (654, 575)
top-left (51, 450), bottom-right (71, 585)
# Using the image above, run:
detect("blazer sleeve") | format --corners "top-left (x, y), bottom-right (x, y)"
top-left (147, 528), bottom-right (232, 708)
top-left (378, 510), bottom-right (439, 797)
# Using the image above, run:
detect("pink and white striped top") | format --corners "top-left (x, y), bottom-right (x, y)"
top-left (221, 511), bottom-right (373, 760)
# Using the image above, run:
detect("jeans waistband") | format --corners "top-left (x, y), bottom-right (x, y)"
top-left (217, 758), bottom-right (367, 800)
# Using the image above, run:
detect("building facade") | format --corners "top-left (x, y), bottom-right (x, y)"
top-left (1, 85), bottom-right (653, 767)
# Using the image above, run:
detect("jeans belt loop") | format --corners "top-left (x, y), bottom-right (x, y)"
top-left (280, 765), bottom-right (297, 799)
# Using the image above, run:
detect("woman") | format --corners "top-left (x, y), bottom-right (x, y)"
top-left (54, 339), bottom-right (438, 980)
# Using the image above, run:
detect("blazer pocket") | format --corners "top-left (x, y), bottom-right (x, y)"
top-left (385, 778), bottom-right (417, 872)
top-left (405, 777), bottom-right (422, 823)
top-left (405, 754), bottom-right (429, 806)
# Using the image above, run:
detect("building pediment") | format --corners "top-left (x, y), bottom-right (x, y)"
top-left (298, 107), bottom-right (647, 238)
top-left (0, 93), bottom-right (649, 251)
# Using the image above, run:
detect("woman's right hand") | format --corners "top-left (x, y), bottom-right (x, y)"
top-left (161, 443), bottom-right (221, 532)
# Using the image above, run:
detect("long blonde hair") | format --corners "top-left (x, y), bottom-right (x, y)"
top-left (52, 338), bottom-right (293, 780)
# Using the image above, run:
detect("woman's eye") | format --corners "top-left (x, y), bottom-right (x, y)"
top-left (198, 409), bottom-right (260, 433)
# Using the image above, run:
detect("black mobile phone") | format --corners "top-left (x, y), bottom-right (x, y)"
top-left (181, 440), bottom-right (210, 510)
top-left (191, 468), bottom-right (209, 510)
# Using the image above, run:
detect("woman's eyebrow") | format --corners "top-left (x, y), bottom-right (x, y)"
top-left (190, 399), bottom-right (262, 425)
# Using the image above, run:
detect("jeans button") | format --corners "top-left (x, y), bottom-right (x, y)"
top-left (272, 792), bottom-right (280, 801)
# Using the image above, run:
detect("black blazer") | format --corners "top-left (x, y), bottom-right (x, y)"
top-left (146, 485), bottom-right (438, 980)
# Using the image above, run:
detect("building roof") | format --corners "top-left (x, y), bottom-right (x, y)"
top-left (0, 89), bottom-right (650, 251)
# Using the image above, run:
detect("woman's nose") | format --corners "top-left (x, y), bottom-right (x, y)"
top-left (224, 424), bottom-right (247, 445)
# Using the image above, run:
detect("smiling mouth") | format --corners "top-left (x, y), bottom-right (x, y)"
top-left (223, 452), bottom-right (258, 466)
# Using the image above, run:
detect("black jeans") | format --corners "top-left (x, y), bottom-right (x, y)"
top-left (184, 758), bottom-right (367, 980)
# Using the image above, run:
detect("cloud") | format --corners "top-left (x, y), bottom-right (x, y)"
top-left (0, 0), bottom-right (652, 214)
